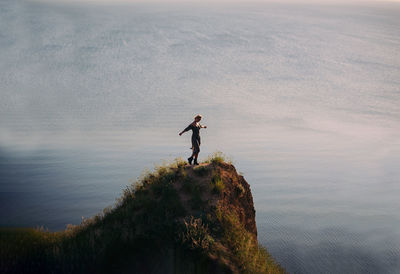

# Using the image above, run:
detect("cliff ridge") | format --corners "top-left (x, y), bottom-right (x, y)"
top-left (0, 153), bottom-right (285, 274)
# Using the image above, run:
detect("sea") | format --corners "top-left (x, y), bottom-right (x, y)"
top-left (0, 0), bottom-right (399, 273)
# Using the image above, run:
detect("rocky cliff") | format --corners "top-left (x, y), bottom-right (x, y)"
top-left (0, 155), bottom-right (285, 274)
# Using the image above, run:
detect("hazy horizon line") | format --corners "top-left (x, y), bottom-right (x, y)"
top-left (29, 0), bottom-right (400, 5)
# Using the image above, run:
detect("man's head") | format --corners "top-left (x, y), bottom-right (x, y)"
top-left (194, 114), bottom-right (202, 122)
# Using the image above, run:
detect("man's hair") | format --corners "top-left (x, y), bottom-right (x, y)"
top-left (194, 114), bottom-right (202, 119)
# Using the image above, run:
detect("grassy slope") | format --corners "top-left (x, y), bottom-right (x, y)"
top-left (0, 153), bottom-right (285, 274)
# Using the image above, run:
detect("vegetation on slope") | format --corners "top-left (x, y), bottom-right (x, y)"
top-left (0, 152), bottom-right (285, 274)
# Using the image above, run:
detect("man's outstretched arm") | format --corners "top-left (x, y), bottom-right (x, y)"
top-left (179, 125), bottom-right (191, 136)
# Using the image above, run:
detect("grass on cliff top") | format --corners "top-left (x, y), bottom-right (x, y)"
top-left (203, 151), bottom-right (232, 165)
top-left (0, 152), bottom-right (284, 274)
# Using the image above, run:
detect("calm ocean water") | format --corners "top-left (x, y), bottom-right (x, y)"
top-left (1, 1), bottom-right (399, 273)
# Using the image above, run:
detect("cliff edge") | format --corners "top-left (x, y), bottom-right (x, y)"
top-left (0, 154), bottom-right (285, 274)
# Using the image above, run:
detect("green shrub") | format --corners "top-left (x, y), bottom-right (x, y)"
top-left (180, 216), bottom-right (214, 251)
top-left (172, 157), bottom-right (187, 169)
top-left (203, 151), bottom-right (231, 165)
top-left (215, 207), bottom-right (285, 274)
top-left (211, 173), bottom-right (225, 194)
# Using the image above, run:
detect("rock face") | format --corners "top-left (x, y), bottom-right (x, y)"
top-left (1, 159), bottom-right (285, 274)
top-left (214, 162), bottom-right (258, 238)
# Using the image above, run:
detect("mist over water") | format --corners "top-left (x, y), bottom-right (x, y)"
top-left (1, 0), bottom-right (400, 273)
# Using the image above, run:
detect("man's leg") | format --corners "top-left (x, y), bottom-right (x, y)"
top-left (188, 149), bottom-right (195, 165)
top-left (193, 152), bottom-right (199, 165)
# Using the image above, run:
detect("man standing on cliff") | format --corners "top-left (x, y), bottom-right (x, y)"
top-left (179, 114), bottom-right (207, 165)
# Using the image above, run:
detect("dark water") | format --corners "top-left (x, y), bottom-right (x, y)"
top-left (1, 1), bottom-right (400, 273)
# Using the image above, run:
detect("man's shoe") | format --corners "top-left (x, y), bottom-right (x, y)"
top-left (194, 160), bottom-right (199, 165)
top-left (188, 157), bottom-right (193, 165)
